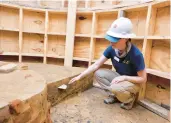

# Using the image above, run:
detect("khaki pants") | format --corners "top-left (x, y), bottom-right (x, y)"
top-left (94, 69), bottom-right (140, 103)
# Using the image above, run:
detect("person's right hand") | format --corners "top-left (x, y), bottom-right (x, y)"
top-left (68, 75), bottom-right (81, 84)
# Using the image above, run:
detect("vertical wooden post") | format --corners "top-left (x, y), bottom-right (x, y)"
top-left (139, 5), bottom-right (153, 100)
top-left (89, 12), bottom-right (96, 66)
top-left (44, 10), bottom-right (48, 64)
top-left (118, 9), bottom-right (125, 18)
top-left (62, 0), bottom-right (65, 8)
top-left (19, 7), bottom-right (23, 63)
top-left (64, 0), bottom-right (77, 67)
top-left (85, 0), bottom-right (89, 9)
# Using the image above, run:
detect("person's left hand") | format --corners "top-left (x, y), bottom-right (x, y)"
top-left (110, 76), bottom-right (127, 85)
top-left (0, 50), bottom-right (3, 54)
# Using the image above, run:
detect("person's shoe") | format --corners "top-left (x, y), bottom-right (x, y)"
top-left (120, 93), bottom-right (138, 110)
top-left (104, 95), bottom-right (119, 104)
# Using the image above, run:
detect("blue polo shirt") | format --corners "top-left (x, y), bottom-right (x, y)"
top-left (103, 44), bottom-right (145, 76)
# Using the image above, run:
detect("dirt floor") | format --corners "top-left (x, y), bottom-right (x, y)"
top-left (51, 87), bottom-right (169, 123)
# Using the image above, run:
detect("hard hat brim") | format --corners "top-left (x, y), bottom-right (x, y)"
top-left (106, 30), bottom-right (136, 39)
top-left (105, 35), bottom-right (120, 43)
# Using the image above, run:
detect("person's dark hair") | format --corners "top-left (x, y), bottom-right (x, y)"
top-left (128, 38), bottom-right (131, 42)
top-left (126, 38), bottom-right (131, 54)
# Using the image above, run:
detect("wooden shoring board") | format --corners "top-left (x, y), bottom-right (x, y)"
top-left (48, 12), bottom-right (67, 34)
top-left (139, 99), bottom-right (170, 121)
top-left (0, 5), bottom-right (19, 30)
top-left (64, 0), bottom-right (77, 67)
top-left (75, 12), bottom-right (93, 35)
top-left (47, 35), bottom-right (66, 57)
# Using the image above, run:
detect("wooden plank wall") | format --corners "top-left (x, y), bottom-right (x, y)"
top-left (0, 1), bottom-right (170, 106)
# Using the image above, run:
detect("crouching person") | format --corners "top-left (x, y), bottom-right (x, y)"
top-left (69, 17), bottom-right (147, 110)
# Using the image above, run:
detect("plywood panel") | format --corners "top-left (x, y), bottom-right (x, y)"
top-left (149, 40), bottom-right (170, 72)
top-left (0, 30), bottom-right (19, 53)
top-left (145, 74), bottom-right (170, 106)
top-left (125, 9), bottom-right (147, 36)
top-left (154, 6), bottom-right (170, 36)
top-left (47, 58), bottom-right (64, 66)
top-left (75, 13), bottom-right (92, 34)
top-left (47, 35), bottom-right (65, 57)
top-left (94, 38), bottom-right (110, 60)
top-left (131, 39), bottom-right (143, 52)
top-left (73, 37), bottom-right (90, 58)
top-left (0, 6), bottom-right (19, 30)
top-left (48, 13), bottom-right (67, 33)
top-left (96, 13), bottom-right (118, 35)
top-left (22, 33), bottom-right (44, 54)
top-left (23, 10), bottom-right (45, 33)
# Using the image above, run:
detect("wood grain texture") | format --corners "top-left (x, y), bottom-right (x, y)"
top-left (145, 74), bottom-right (170, 106)
top-left (22, 33), bottom-right (44, 55)
top-left (23, 10), bottom-right (45, 33)
top-left (94, 38), bottom-right (110, 60)
top-left (64, 0), bottom-right (77, 67)
top-left (154, 6), bottom-right (170, 36)
top-left (131, 39), bottom-right (143, 51)
top-left (0, 6), bottom-right (19, 30)
top-left (0, 30), bottom-right (19, 53)
top-left (73, 37), bottom-right (90, 58)
top-left (139, 99), bottom-right (169, 120)
top-left (48, 12), bottom-right (67, 34)
top-left (149, 40), bottom-right (170, 72)
top-left (125, 9), bottom-right (147, 36)
top-left (76, 13), bottom-right (92, 35)
top-left (47, 35), bottom-right (65, 57)
top-left (96, 12), bottom-right (118, 35)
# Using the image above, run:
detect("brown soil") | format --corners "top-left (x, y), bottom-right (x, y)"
top-left (51, 87), bottom-right (169, 123)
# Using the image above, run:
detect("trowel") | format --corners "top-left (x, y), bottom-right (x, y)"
top-left (58, 84), bottom-right (68, 90)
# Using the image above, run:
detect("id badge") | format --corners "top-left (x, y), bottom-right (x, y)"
top-left (114, 56), bottom-right (120, 62)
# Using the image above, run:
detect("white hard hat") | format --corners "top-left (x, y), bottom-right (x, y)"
top-left (105, 17), bottom-right (136, 42)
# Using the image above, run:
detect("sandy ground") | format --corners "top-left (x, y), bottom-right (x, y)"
top-left (51, 87), bottom-right (169, 123)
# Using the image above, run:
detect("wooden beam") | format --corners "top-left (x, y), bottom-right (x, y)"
top-left (118, 10), bottom-right (125, 18)
top-left (146, 68), bottom-right (170, 80)
top-left (62, 0), bottom-right (65, 8)
top-left (44, 10), bottom-right (48, 64)
top-left (19, 7), bottom-right (23, 63)
top-left (139, 5), bottom-right (152, 100)
top-left (64, 0), bottom-right (77, 67)
top-left (85, 0), bottom-right (89, 9)
top-left (148, 6), bottom-right (157, 35)
top-left (89, 12), bottom-right (96, 66)
top-left (139, 99), bottom-right (170, 121)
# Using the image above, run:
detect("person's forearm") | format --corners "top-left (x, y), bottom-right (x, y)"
top-left (124, 75), bottom-right (146, 84)
top-left (78, 63), bottom-right (99, 79)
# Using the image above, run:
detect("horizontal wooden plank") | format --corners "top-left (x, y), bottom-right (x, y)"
top-left (146, 68), bottom-right (170, 79)
top-left (139, 99), bottom-right (170, 120)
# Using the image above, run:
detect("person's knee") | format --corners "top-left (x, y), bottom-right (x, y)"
top-left (109, 83), bottom-right (122, 92)
top-left (94, 69), bottom-right (106, 78)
